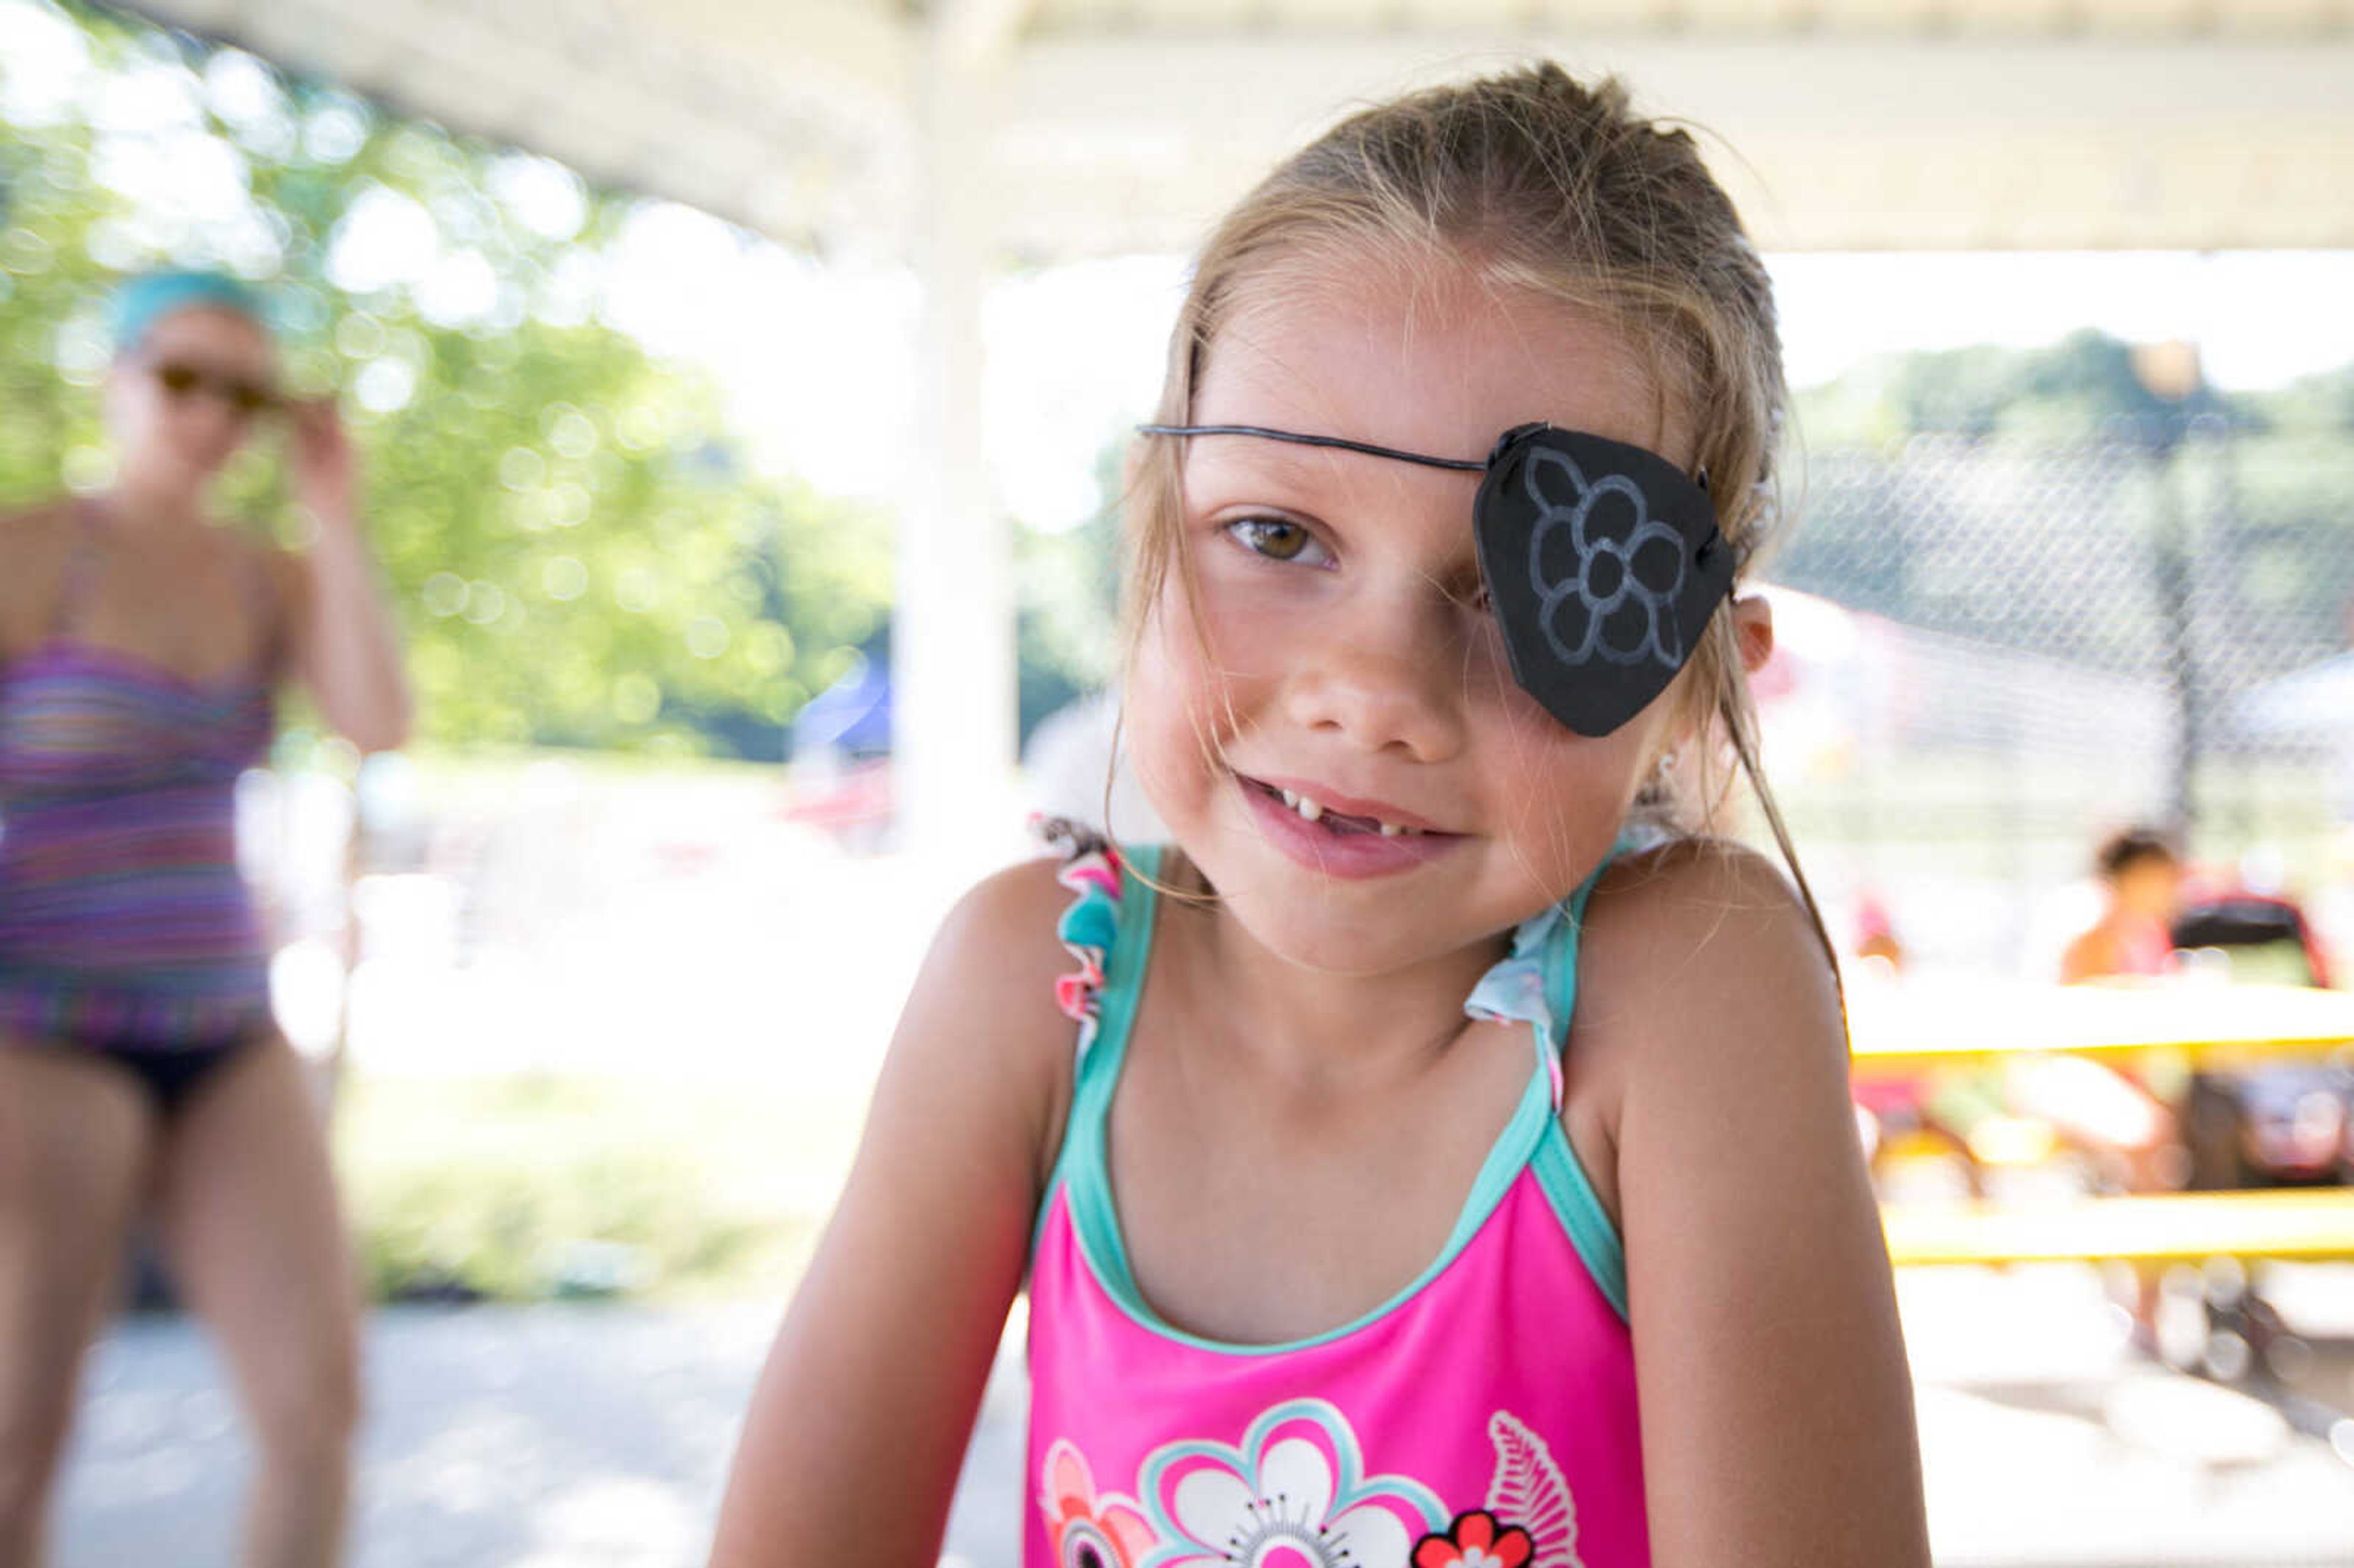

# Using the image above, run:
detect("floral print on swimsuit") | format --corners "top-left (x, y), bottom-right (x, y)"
top-left (1038, 1402), bottom-right (1587, 1568)
top-left (1026, 834), bottom-right (1647, 1565)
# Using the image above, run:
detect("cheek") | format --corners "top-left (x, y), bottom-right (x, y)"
top-left (1483, 666), bottom-right (1564, 742)
top-left (1469, 652), bottom-right (1615, 775)
top-left (1184, 566), bottom-right (1297, 683)
top-left (188, 406), bottom-right (246, 452)
top-left (1133, 567), bottom-right (1276, 731)
top-left (107, 384), bottom-right (156, 444)
top-left (1122, 602), bottom-right (1230, 810)
top-left (145, 403), bottom-right (236, 465)
top-left (1476, 693), bottom-right (1659, 828)
top-left (1479, 638), bottom-right (1696, 772)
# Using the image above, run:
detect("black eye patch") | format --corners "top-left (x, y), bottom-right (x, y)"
top-left (1137, 421), bottom-right (1735, 736)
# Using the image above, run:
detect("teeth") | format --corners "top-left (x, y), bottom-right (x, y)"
top-left (1270, 782), bottom-right (1423, 836)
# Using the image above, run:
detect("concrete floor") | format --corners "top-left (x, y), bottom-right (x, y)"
top-left (47, 1265), bottom-right (2354, 1568)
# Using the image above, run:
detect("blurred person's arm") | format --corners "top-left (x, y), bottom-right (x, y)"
top-left (2060, 926), bottom-right (2116, 984)
top-left (707, 858), bottom-right (1077, 1568)
top-left (277, 397), bottom-right (413, 752)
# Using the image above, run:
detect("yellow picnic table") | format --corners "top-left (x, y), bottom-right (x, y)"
top-left (1883, 1188), bottom-right (2354, 1267)
top-left (1848, 976), bottom-right (2354, 1269)
top-left (1846, 976), bottom-right (2354, 1077)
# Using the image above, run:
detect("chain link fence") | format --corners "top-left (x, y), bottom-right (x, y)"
top-left (1758, 424), bottom-right (2354, 973)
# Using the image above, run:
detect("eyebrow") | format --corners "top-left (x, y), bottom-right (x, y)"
top-left (1139, 423), bottom-right (1488, 473)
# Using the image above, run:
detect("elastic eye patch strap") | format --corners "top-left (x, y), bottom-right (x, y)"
top-left (1136, 424), bottom-right (1488, 473)
top-left (1137, 421), bottom-right (1735, 737)
top-left (1138, 421), bottom-right (1710, 492)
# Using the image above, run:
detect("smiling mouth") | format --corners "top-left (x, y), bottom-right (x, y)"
top-left (1236, 775), bottom-right (1453, 840)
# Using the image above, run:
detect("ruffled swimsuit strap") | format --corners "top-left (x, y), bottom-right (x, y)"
top-left (1043, 818), bottom-right (1129, 1060)
top-left (1463, 831), bottom-right (1647, 1112)
top-left (1040, 816), bottom-right (1160, 1146)
top-left (1459, 831), bottom-right (1654, 1322)
top-left (1035, 820), bottom-right (1162, 1260)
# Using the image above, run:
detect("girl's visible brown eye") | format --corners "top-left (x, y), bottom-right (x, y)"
top-left (1224, 517), bottom-right (1329, 566)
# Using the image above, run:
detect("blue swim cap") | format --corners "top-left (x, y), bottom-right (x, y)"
top-left (108, 269), bottom-right (273, 357)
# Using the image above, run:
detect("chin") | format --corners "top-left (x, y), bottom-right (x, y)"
top-left (1183, 817), bottom-right (1503, 979)
top-left (1222, 882), bottom-right (1449, 977)
top-left (132, 447), bottom-right (219, 494)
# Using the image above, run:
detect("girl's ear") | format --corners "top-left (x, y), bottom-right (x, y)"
top-left (1731, 594), bottom-right (1775, 676)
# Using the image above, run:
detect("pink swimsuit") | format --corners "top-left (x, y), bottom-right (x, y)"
top-left (1026, 842), bottom-right (1648, 1568)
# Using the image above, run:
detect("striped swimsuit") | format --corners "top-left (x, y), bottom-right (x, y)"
top-left (0, 506), bottom-right (278, 1109)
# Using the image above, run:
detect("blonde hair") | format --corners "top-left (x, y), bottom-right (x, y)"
top-left (1122, 62), bottom-right (1830, 955)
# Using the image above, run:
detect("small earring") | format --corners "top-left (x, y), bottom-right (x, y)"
top-left (1655, 748), bottom-right (1680, 778)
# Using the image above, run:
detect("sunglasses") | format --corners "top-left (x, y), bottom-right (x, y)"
top-left (150, 360), bottom-right (281, 418)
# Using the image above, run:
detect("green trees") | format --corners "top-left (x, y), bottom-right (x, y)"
top-left (0, 0), bottom-right (888, 759)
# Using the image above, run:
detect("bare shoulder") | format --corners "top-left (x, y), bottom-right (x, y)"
top-left (0, 500), bottom-right (76, 569)
top-left (1591, 857), bottom-right (1921, 1553)
top-left (248, 528), bottom-right (299, 577)
top-left (1590, 832), bottom-right (1824, 949)
top-left (706, 851), bottom-right (1094, 1565)
top-left (1586, 838), bottom-right (1930, 1561)
top-left (0, 500), bottom-right (73, 535)
top-left (1560, 836), bottom-right (1846, 1231)
top-left (901, 853), bottom-right (1096, 1186)
top-left (0, 501), bottom-right (77, 658)
top-left (1577, 834), bottom-right (1844, 1083)
top-left (913, 853), bottom-right (1081, 1048)
top-left (237, 528), bottom-right (305, 608)
top-left (2059, 924), bottom-right (2112, 984)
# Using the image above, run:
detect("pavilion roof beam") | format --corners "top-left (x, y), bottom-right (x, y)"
top-left (998, 33), bottom-right (2354, 148)
top-left (611, 0), bottom-right (914, 126)
top-left (938, 0), bottom-right (1044, 71)
top-left (113, 0), bottom-right (915, 248)
top-left (990, 32), bottom-right (2354, 252)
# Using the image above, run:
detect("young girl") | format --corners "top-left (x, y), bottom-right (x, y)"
top-left (710, 64), bottom-right (1929, 1568)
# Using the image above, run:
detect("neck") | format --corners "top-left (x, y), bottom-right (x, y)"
top-left (1171, 868), bottom-right (1508, 1090)
top-left (105, 462), bottom-right (210, 531)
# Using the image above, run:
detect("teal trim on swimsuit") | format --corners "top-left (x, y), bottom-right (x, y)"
top-left (1531, 1123), bottom-right (1631, 1323)
top-left (1038, 844), bottom-right (1162, 1260)
top-left (1039, 842), bottom-right (1628, 1356)
top-left (1544, 854), bottom-right (1610, 1043)
top-left (1542, 840), bottom-right (1633, 1323)
top-left (1068, 1040), bottom-right (1558, 1359)
top-left (1527, 847), bottom-right (1633, 1324)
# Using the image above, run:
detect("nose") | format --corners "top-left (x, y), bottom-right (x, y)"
top-left (1280, 585), bottom-right (1469, 763)
top-left (172, 396), bottom-right (246, 457)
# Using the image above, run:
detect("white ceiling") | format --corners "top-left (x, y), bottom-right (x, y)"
top-left (115, 0), bottom-right (2354, 254)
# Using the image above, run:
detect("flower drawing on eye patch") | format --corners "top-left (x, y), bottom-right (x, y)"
top-left (1521, 449), bottom-right (1690, 672)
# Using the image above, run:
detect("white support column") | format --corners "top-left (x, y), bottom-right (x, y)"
top-left (896, 26), bottom-right (1020, 887)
